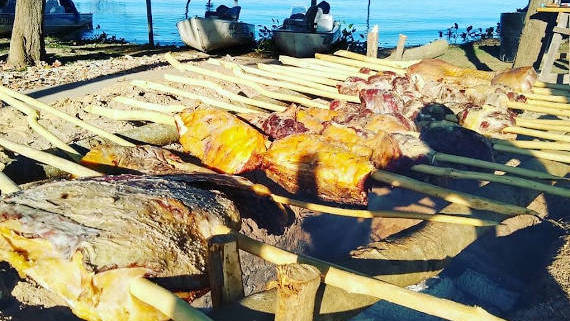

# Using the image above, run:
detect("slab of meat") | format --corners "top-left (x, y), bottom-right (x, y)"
top-left (407, 59), bottom-right (495, 87)
top-left (491, 66), bottom-right (537, 92)
top-left (176, 107), bottom-right (267, 174)
top-left (0, 175), bottom-right (241, 321)
top-left (262, 133), bottom-right (375, 205)
top-left (457, 105), bottom-right (516, 138)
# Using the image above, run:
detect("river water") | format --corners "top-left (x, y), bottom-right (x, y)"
top-left (74, 0), bottom-right (528, 47)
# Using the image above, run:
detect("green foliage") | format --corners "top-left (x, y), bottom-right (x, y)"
top-left (439, 23), bottom-right (500, 44)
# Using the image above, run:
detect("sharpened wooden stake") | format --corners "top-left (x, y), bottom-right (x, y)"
top-left (411, 164), bottom-right (570, 198)
top-left (371, 170), bottom-right (537, 216)
top-left (433, 152), bottom-right (567, 180)
top-left (314, 53), bottom-right (406, 74)
top-left (526, 99), bottom-right (570, 110)
top-left (130, 277), bottom-right (213, 321)
top-left (494, 144), bottom-right (570, 164)
top-left (207, 234), bottom-right (245, 308)
top-left (279, 55), bottom-right (372, 79)
top-left (257, 64), bottom-right (340, 86)
top-left (495, 140), bottom-right (570, 151)
top-left (0, 137), bottom-right (103, 178)
top-left (275, 264), bottom-right (320, 321)
top-left (508, 101), bottom-right (570, 117)
top-left (0, 172), bottom-right (19, 195)
top-left (164, 74), bottom-right (286, 112)
top-left (85, 105), bottom-right (177, 127)
top-left (503, 126), bottom-right (570, 143)
top-left (113, 96), bottom-right (188, 113)
top-left (165, 53), bottom-right (329, 109)
top-left (366, 25), bottom-right (379, 58)
top-left (0, 86), bottom-right (134, 147)
top-left (516, 118), bottom-right (570, 126)
top-left (334, 49), bottom-right (420, 68)
top-left (534, 81), bottom-right (570, 91)
top-left (394, 34), bottom-right (408, 60)
top-left (524, 92), bottom-right (570, 104)
top-left (515, 120), bottom-right (570, 132)
top-left (229, 232), bottom-right (507, 321)
top-left (532, 87), bottom-right (570, 96)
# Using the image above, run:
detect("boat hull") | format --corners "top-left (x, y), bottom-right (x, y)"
top-left (177, 17), bottom-right (254, 52)
top-left (272, 23), bottom-right (341, 58)
top-left (0, 13), bottom-right (93, 36)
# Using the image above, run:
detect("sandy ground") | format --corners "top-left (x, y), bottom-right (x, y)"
top-left (0, 39), bottom-right (569, 320)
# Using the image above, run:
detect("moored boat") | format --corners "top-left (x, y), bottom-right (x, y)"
top-left (177, 0), bottom-right (255, 52)
top-left (272, 1), bottom-right (341, 58)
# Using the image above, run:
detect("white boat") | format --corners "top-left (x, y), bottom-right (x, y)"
top-left (273, 1), bottom-right (341, 58)
top-left (0, 0), bottom-right (92, 36)
top-left (177, 0), bottom-right (254, 52)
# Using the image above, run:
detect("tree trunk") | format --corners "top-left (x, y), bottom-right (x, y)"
top-left (7, 0), bottom-right (46, 68)
top-left (513, 0), bottom-right (550, 68)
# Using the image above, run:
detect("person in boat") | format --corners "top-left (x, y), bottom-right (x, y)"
top-left (284, 1), bottom-right (334, 32)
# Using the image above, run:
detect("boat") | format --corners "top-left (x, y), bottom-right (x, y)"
top-left (273, 1), bottom-right (341, 58)
top-left (177, 0), bottom-right (255, 52)
top-left (0, 0), bottom-right (92, 36)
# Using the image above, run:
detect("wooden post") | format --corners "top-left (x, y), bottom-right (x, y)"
top-left (513, 0), bottom-right (549, 68)
top-left (366, 25), bottom-right (379, 58)
top-left (207, 234), bottom-right (244, 308)
top-left (145, 0), bottom-right (154, 46)
top-left (394, 34), bottom-right (408, 60)
top-left (274, 264), bottom-right (321, 321)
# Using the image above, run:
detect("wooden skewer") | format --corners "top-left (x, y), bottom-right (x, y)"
top-left (523, 92), bottom-right (570, 104)
top-left (534, 81), bottom-right (570, 92)
top-left (0, 92), bottom-right (82, 159)
top-left (516, 118), bottom-right (570, 126)
top-left (334, 50), bottom-right (420, 68)
top-left (508, 101), bottom-right (570, 117)
top-left (494, 144), bottom-right (570, 164)
top-left (371, 170), bottom-right (538, 216)
top-left (411, 164), bottom-right (570, 198)
top-left (0, 86), bottom-right (134, 147)
top-left (165, 53), bottom-right (329, 109)
top-left (257, 63), bottom-right (340, 86)
top-left (502, 126), bottom-right (570, 143)
top-left (131, 80), bottom-right (262, 114)
top-left (231, 231), bottom-right (507, 321)
top-left (314, 53), bottom-right (407, 75)
top-left (279, 55), bottom-right (371, 79)
top-left (251, 184), bottom-right (498, 226)
top-left (495, 140), bottom-right (570, 151)
top-left (211, 59), bottom-right (338, 93)
top-left (0, 171), bottom-right (19, 195)
top-left (130, 277), bottom-right (213, 321)
top-left (84, 105), bottom-right (177, 127)
top-left (0, 137), bottom-right (102, 178)
top-left (432, 152), bottom-right (567, 180)
top-left (113, 96), bottom-right (188, 113)
top-left (515, 119), bottom-right (570, 132)
top-left (164, 74), bottom-right (287, 112)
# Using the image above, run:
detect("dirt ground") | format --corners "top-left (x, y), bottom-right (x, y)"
top-left (0, 38), bottom-right (569, 321)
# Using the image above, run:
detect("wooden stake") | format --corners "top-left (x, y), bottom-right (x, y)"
top-left (131, 80), bottom-right (262, 114)
top-left (495, 140), bottom-right (570, 151)
top-left (113, 96), bottom-right (188, 113)
top-left (251, 184), bottom-right (498, 226)
top-left (314, 53), bottom-right (406, 74)
top-left (164, 74), bottom-right (287, 112)
top-left (526, 99), bottom-right (570, 110)
top-left (432, 152), bottom-right (567, 180)
top-left (130, 277), bottom-right (213, 321)
top-left (411, 164), bottom-right (570, 198)
top-left (0, 86), bottom-right (134, 147)
top-left (534, 81), bottom-right (570, 91)
top-left (275, 264), bottom-right (320, 321)
top-left (523, 92), bottom-right (570, 104)
top-left (279, 55), bottom-right (372, 78)
top-left (508, 101), bottom-right (570, 117)
top-left (208, 234), bottom-right (244, 308)
top-left (0, 92), bottom-right (81, 159)
top-left (503, 126), bottom-right (570, 143)
top-left (370, 170), bottom-right (537, 216)
top-left (494, 144), bottom-right (570, 164)
top-left (516, 118), bottom-right (570, 126)
top-left (394, 34), bottom-right (408, 60)
top-left (334, 49), bottom-right (420, 68)
top-left (0, 171), bottom-right (19, 195)
top-left (515, 119), bottom-right (570, 132)
top-left (366, 25), bottom-right (379, 58)
top-left (0, 137), bottom-right (103, 178)
top-left (257, 64), bottom-right (340, 86)
top-left (84, 105), bottom-right (177, 127)
top-left (531, 87), bottom-right (569, 96)
top-left (164, 53), bottom-right (329, 109)
top-left (231, 232), bottom-right (506, 321)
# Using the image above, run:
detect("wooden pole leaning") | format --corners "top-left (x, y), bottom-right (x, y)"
top-left (0, 86), bottom-right (134, 147)
top-left (231, 232), bottom-right (506, 321)
top-left (334, 49), bottom-right (420, 68)
top-left (371, 170), bottom-right (538, 216)
top-left (164, 53), bottom-right (329, 109)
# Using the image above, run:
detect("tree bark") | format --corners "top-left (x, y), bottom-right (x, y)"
top-left (7, 0), bottom-right (46, 68)
top-left (513, 0), bottom-right (550, 68)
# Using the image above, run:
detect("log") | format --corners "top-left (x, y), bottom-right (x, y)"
top-left (232, 232), bottom-right (506, 321)
top-left (0, 85), bottom-right (134, 147)
top-left (257, 64), bottom-right (340, 86)
top-left (0, 171), bottom-right (19, 195)
top-left (502, 126), bottom-right (570, 143)
top-left (508, 101), bottom-right (570, 116)
top-left (130, 278), bottom-right (213, 321)
top-left (84, 105), bottom-right (177, 127)
top-left (274, 264), bottom-right (321, 321)
top-left (496, 140), bottom-right (570, 151)
top-left (433, 152), bottom-right (567, 180)
top-left (164, 74), bottom-right (287, 112)
top-left (393, 34), bottom-right (407, 60)
top-left (165, 53), bottom-right (329, 109)
top-left (371, 170), bottom-right (538, 216)
top-left (411, 164), bottom-right (570, 198)
top-left (494, 144), bottom-right (570, 164)
top-left (334, 50), bottom-right (420, 68)
top-left (396, 39), bottom-right (449, 60)
top-left (208, 234), bottom-right (245, 308)
top-left (513, 0), bottom-right (550, 68)
top-left (113, 96), bottom-right (188, 113)
top-left (279, 55), bottom-right (372, 78)
top-left (313, 53), bottom-right (406, 74)
top-left (366, 25), bottom-right (379, 58)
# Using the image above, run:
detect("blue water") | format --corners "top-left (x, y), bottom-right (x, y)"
top-left (74, 0), bottom-right (528, 47)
